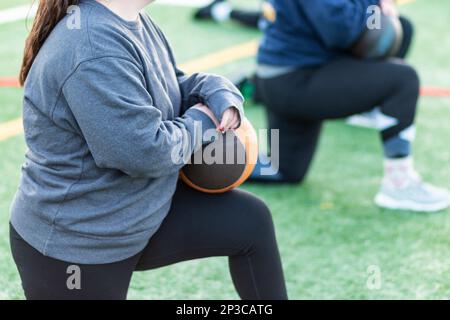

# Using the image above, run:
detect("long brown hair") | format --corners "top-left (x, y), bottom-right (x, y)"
top-left (20, 0), bottom-right (80, 86)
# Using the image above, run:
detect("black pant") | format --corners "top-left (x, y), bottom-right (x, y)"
top-left (10, 182), bottom-right (287, 300)
top-left (230, 9), bottom-right (262, 28)
top-left (255, 17), bottom-right (418, 183)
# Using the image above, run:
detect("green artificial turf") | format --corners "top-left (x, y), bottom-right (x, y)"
top-left (0, 0), bottom-right (31, 10)
top-left (0, 0), bottom-right (450, 300)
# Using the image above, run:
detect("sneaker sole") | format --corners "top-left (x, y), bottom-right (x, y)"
top-left (375, 193), bottom-right (450, 212)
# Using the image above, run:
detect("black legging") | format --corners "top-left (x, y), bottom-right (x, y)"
top-left (254, 17), bottom-right (418, 183)
top-left (10, 182), bottom-right (287, 300)
top-left (230, 9), bottom-right (261, 28)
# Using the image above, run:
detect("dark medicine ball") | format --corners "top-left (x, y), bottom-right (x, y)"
top-left (351, 14), bottom-right (403, 59)
top-left (180, 118), bottom-right (258, 194)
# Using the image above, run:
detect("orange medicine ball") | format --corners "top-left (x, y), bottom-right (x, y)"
top-left (180, 118), bottom-right (258, 194)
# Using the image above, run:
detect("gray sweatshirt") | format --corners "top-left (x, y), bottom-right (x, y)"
top-left (10, 0), bottom-right (244, 264)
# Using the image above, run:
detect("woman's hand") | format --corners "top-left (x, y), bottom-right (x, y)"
top-left (190, 103), bottom-right (220, 127)
top-left (380, 0), bottom-right (399, 17)
top-left (190, 104), bottom-right (241, 133)
top-left (219, 107), bottom-right (241, 132)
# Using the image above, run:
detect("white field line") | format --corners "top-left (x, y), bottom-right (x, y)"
top-left (0, 4), bottom-right (37, 25)
top-left (0, 0), bottom-right (209, 25)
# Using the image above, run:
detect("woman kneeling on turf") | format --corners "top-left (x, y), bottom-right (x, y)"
top-left (250, 0), bottom-right (450, 212)
top-left (9, 0), bottom-right (287, 300)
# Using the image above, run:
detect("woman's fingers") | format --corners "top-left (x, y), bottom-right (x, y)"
top-left (219, 108), bottom-right (240, 132)
top-left (219, 109), bottom-right (234, 132)
top-left (219, 109), bottom-right (235, 132)
top-left (219, 110), bottom-right (231, 132)
top-left (230, 112), bottom-right (240, 130)
top-left (190, 105), bottom-right (240, 132)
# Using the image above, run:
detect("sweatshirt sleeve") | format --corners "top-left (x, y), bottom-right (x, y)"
top-left (176, 70), bottom-right (245, 124)
top-left (299, 0), bottom-right (381, 49)
top-left (151, 21), bottom-right (245, 123)
top-left (62, 57), bottom-right (216, 179)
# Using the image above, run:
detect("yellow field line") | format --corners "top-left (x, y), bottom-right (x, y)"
top-left (0, 39), bottom-right (259, 143)
top-left (0, 118), bottom-right (24, 142)
top-left (181, 40), bottom-right (258, 74)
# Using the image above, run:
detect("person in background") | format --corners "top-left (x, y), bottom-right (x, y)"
top-left (194, 0), bottom-right (264, 29)
top-left (248, 0), bottom-right (450, 212)
top-left (194, 0), bottom-right (415, 130)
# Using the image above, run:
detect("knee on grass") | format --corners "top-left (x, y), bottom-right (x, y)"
top-left (234, 195), bottom-right (276, 247)
top-left (392, 63), bottom-right (420, 95)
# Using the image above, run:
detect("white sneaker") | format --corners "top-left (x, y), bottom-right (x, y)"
top-left (375, 175), bottom-right (450, 212)
top-left (346, 108), bottom-right (398, 130)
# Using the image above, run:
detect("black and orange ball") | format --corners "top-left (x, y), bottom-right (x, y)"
top-left (180, 118), bottom-right (258, 194)
top-left (351, 14), bottom-right (403, 59)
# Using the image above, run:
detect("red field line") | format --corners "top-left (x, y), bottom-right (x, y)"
top-left (0, 77), bottom-right (20, 88)
top-left (420, 86), bottom-right (450, 98)
top-left (1, 76), bottom-right (450, 97)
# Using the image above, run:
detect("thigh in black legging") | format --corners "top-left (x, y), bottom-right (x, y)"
top-left (269, 58), bottom-right (419, 142)
top-left (10, 224), bottom-right (139, 300)
top-left (10, 184), bottom-right (287, 300)
top-left (230, 10), bottom-right (261, 29)
top-left (135, 181), bottom-right (287, 300)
